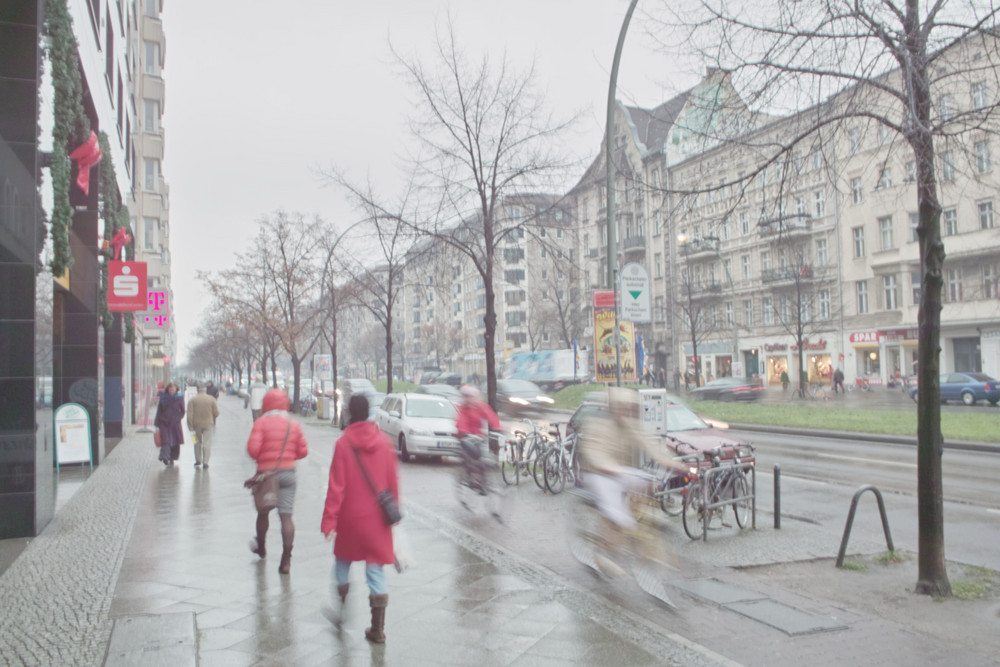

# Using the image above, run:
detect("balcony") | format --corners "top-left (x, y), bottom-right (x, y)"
top-left (678, 237), bottom-right (719, 259)
top-left (761, 265), bottom-right (813, 283)
top-left (758, 213), bottom-right (812, 239)
top-left (622, 235), bottom-right (646, 252)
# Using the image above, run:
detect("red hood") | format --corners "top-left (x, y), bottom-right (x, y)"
top-left (663, 428), bottom-right (746, 455)
top-left (340, 421), bottom-right (385, 452)
top-left (262, 389), bottom-right (290, 412)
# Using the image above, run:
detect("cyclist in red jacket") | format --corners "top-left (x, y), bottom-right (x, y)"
top-left (455, 385), bottom-right (502, 495)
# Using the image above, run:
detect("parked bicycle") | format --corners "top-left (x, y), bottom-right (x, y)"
top-left (541, 427), bottom-right (580, 495)
top-left (681, 443), bottom-right (755, 540)
top-left (500, 419), bottom-right (551, 488)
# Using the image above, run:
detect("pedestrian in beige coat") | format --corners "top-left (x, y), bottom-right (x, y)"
top-left (187, 384), bottom-right (220, 468)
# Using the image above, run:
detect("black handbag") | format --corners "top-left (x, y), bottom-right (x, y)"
top-left (351, 447), bottom-right (401, 526)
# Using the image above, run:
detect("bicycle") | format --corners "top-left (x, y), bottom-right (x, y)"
top-left (804, 382), bottom-right (828, 400)
top-left (500, 420), bottom-right (550, 488)
top-left (453, 434), bottom-right (503, 521)
top-left (541, 429), bottom-right (581, 495)
top-left (681, 444), bottom-right (755, 540)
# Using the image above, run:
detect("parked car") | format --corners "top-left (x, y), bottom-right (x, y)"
top-left (909, 372), bottom-right (999, 406)
top-left (376, 393), bottom-right (460, 462)
top-left (417, 370), bottom-right (442, 384)
top-left (427, 372), bottom-right (462, 387)
top-left (689, 376), bottom-right (764, 402)
top-left (337, 378), bottom-right (378, 428)
top-left (494, 379), bottom-right (554, 417)
top-left (417, 383), bottom-right (462, 404)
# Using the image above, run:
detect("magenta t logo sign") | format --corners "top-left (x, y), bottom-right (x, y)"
top-left (148, 292), bottom-right (166, 310)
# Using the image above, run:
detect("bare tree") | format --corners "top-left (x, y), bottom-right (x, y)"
top-left (652, 0), bottom-right (1000, 596)
top-left (674, 259), bottom-right (723, 388)
top-left (331, 20), bottom-right (576, 409)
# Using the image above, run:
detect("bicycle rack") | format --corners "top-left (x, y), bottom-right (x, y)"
top-left (835, 484), bottom-right (895, 568)
top-left (696, 459), bottom-right (757, 541)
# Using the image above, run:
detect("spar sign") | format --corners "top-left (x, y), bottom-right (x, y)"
top-left (108, 261), bottom-right (148, 311)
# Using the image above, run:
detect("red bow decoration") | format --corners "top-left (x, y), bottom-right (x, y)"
top-left (69, 131), bottom-right (103, 196)
top-left (109, 228), bottom-right (132, 260)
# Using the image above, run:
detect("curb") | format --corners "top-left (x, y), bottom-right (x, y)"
top-left (727, 423), bottom-right (1000, 453)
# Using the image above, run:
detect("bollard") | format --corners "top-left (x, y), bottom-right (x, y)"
top-left (774, 464), bottom-right (781, 529)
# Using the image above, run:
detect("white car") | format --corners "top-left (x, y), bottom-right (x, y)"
top-left (376, 393), bottom-right (459, 462)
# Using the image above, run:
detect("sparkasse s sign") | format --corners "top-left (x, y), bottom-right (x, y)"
top-left (108, 261), bottom-right (148, 311)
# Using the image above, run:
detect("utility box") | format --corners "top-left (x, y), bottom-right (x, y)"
top-left (316, 397), bottom-right (330, 420)
top-left (638, 388), bottom-right (668, 435)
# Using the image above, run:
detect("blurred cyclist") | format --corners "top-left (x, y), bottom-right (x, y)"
top-left (455, 385), bottom-right (502, 494)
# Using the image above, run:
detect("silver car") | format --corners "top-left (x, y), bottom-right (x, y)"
top-left (376, 393), bottom-right (459, 462)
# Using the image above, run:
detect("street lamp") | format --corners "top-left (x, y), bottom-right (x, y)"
top-left (677, 233), bottom-right (740, 377)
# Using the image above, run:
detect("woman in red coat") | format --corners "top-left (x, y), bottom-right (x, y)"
top-left (246, 389), bottom-right (309, 574)
top-left (322, 394), bottom-right (399, 643)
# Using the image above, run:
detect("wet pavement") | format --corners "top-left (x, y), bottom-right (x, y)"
top-left (1, 394), bottom-right (998, 666)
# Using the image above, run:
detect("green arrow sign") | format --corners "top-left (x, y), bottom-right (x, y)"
top-left (629, 290), bottom-right (642, 300)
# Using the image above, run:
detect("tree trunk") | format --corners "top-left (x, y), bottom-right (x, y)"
top-left (385, 310), bottom-right (394, 394)
top-left (908, 21), bottom-right (950, 596)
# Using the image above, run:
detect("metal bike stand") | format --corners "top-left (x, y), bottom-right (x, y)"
top-left (836, 484), bottom-right (895, 568)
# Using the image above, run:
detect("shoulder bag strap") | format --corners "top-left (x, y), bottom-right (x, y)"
top-left (351, 446), bottom-right (381, 499)
top-left (270, 419), bottom-right (292, 473)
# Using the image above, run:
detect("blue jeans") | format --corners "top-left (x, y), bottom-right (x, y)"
top-left (335, 558), bottom-right (386, 595)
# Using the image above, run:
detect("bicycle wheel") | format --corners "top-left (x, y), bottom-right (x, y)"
top-left (682, 481), bottom-right (707, 540)
top-left (813, 386), bottom-right (828, 400)
top-left (543, 448), bottom-right (566, 495)
top-left (500, 442), bottom-right (519, 486)
top-left (659, 478), bottom-right (684, 517)
top-left (731, 471), bottom-right (752, 529)
top-left (531, 444), bottom-right (549, 490)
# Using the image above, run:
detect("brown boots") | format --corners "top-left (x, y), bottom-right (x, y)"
top-left (365, 594), bottom-right (388, 643)
top-left (278, 547), bottom-right (292, 574)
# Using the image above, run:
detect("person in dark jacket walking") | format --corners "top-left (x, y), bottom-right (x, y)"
top-left (155, 382), bottom-right (185, 466)
top-left (247, 389), bottom-right (309, 574)
top-left (205, 380), bottom-right (219, 399)
top-left (322, 394), bottom-right (400, 643)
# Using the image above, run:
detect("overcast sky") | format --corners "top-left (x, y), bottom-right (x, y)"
top-left (162, 1), bottom-right (695, 364)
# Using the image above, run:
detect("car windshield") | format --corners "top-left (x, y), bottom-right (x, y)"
top-left (966, 373), bottom-right (992, 382)
top-left (405, 397), bottom-right (457, 419)
top-left (665, 404), bottom-right (710, 432)
top-left (500, 379), bottom-right (542, 394)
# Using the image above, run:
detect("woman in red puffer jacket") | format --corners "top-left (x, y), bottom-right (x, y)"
top-left (246, 389), bottom-right (309, 574)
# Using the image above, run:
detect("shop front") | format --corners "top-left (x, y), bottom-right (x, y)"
top-left (794, 338), bottom-right (832, 385)
top-left (763, 342), bottom-right (790, 387)
top-left (682, 341), bottom-right (733, 386)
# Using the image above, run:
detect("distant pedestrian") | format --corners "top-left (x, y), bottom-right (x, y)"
top-left (322, 394), bottom-right (400, 643)
top-left (673, 369), bottom-right (681, 392)
top-left (186, 384), bottom-right (219, 468)
top-left (833, 368), bottom-right (845, 394)
top-left (780, 370), bottom-right (790, 391)
top-left (205, 380), bottom-right (219, 399)
top-left (247, 389), bottom-right (309, 574)
top-left (249, 377), bottom-right (267, 421)
top-left (154, 381), bottom-right (185, 467)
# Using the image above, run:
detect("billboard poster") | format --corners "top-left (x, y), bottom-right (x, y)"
top-left (314, 354), bottom-right (333, 382)
top-left (592, 291), bottom-right (637, 383)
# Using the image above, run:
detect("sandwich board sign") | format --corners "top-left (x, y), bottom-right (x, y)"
top-left (54, 403), bottom-right (93, 471)
top-left (620, 262), bottom-right (651, 323)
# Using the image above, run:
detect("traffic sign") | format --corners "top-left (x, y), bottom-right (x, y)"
top-left (620, 263), bottom-right (651, 323)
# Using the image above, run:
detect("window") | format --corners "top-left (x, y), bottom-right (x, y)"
top-left (905, 161), bottom-right (916, 183)
top-left (849, 128), bottom-right (861, 154)
top-left (653, 212), bottom-right (661, 236)
top-left (556, 228), bottom-right (563, 239)
top-left (761, 251), bottom-right (771, 271)
top-left (814, 190), bottom-right (825, 217)
top-left (541, 269), bottom-right (548, 280)
top-left (655, 296), bottom-right (664, 322)
top-left (651, 168), bottom-right (660, 188)
top-left (143, 217), bottom-right (156, 250)
top-left (144, 158), bottom-right (158, 190)
top-left (819, 290), bottom-right (831, 320)
top-left (948, 268), bottom-right (963, 302)
top-left (721, 221), bottom-right (730, 241)
top-left (851, 177), bottom-right (863, 204)
top-left (877, 168), bottom-right (892, 190)
top-left (740, 212), bottom-right (749, 236)
top-left (741, 255), bottom-right (750, 279)
top-left (654, 253), bottom-right (662, 278)
top-left (146, 0), bottom-right (158, 17)
top-left (905, 212), bottom-right (918, 242)
top-left (937, 94), bottom-right (953, 121)
top-left (983, 264), bottom-right (999, 299)
top-left (795, 196), bottom-right (806, 216)
top-left (883, 275), bottom-right (898, 310)
top-left (412, 310), bottom-right (421, 324)
top-left (856, 281), bottom-right (869, 314)
top-left (972, 82), bottom-right (988, 110)
top-left (879, 216), bottom-right (894, 250)
top-left (144, 99), bottom-right (159, 131)
top-left (941, 151), bottom-right (955, 182)
top-left (144, 41), bottom-right (160, 75)
top-left (911, 271), bottom-right (922, 305)
top-left (975, 140), bottom-right (991, 174)
top-left (853, 226), bottom-right (865, 258)
top-left (726, 302), bottom-right (734, 326)
top-left (816, 238), bottom-right (828, 265)
top-left (105, 7), bottom-right (114, 92)
top-left (743, 299), bottom-right (753, 327)
top-left (780, 296), bottom-right (791, 322)
top-left (979, 200), bottom-right (995, 229)
top-left (943, 208), bottom-right (957, 236)
top-left (757, 169), bottom-right (767, 189)
top-left (812, 148), bottom-right (823, 171)
top-left (763, 296), bottom-right (774, 325)
top-left (878, 125), bottom-right (891, 146)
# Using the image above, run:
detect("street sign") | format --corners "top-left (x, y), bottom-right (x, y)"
top-left (108, 261), bottom-right (148, 311)
top-left (620, 262), bottom-right (651, 323)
